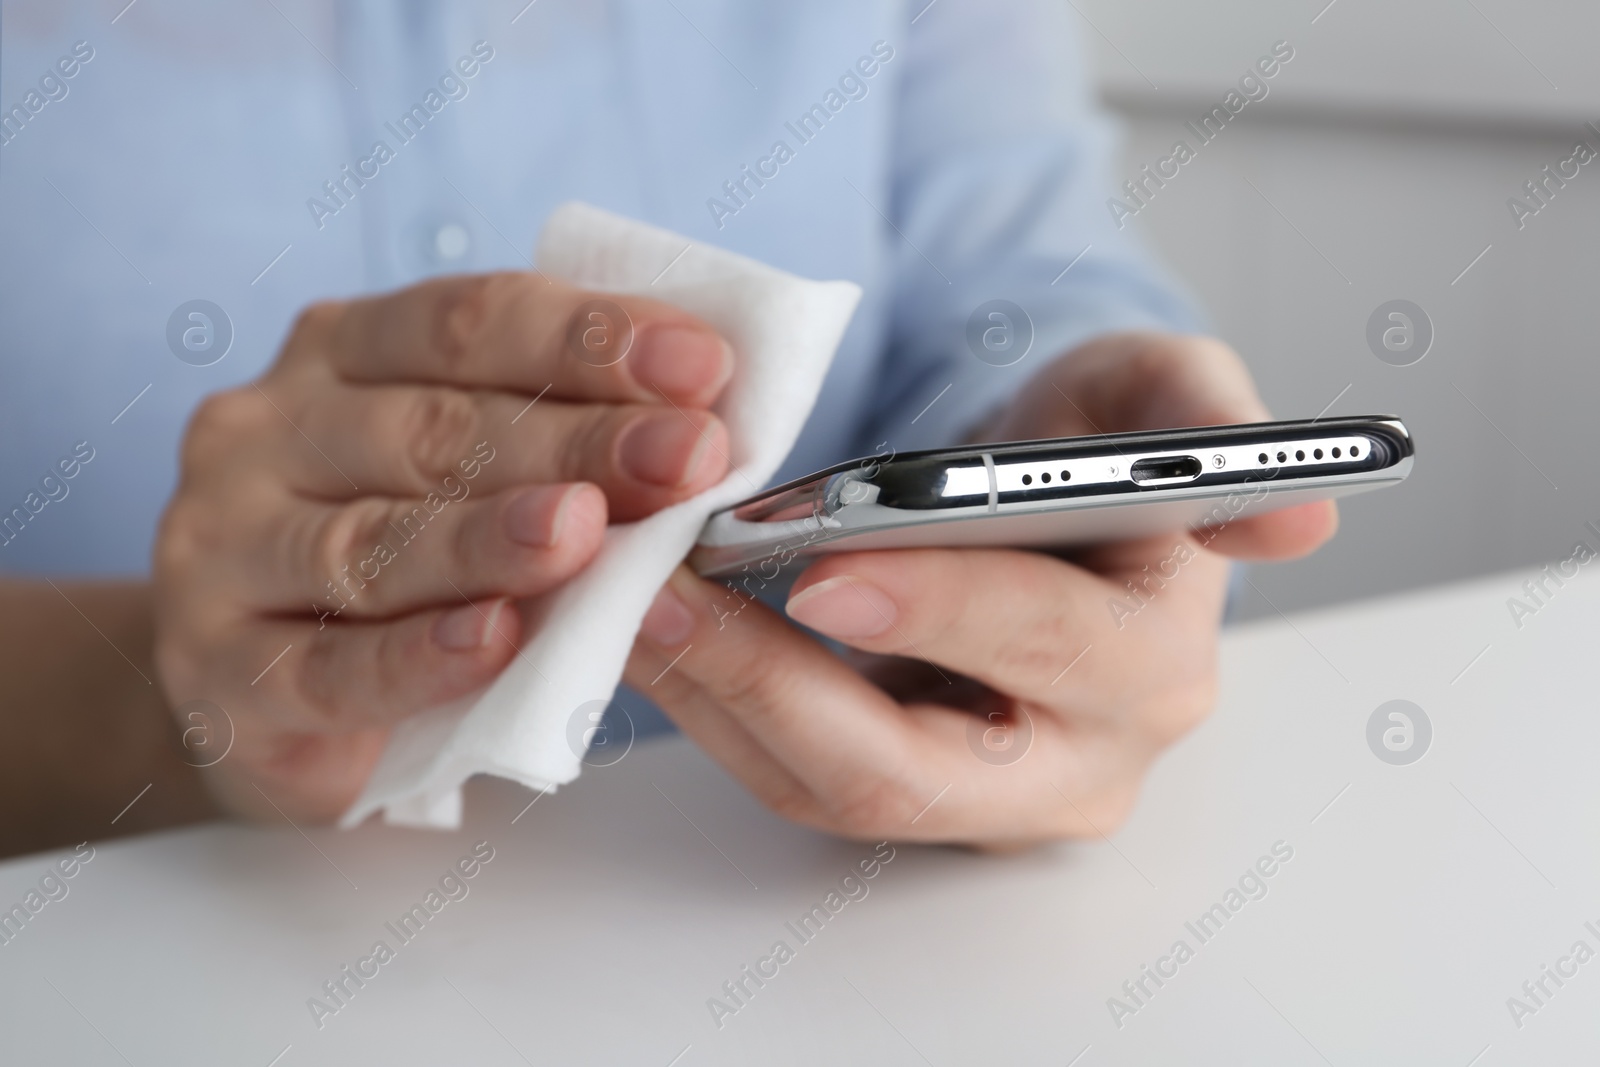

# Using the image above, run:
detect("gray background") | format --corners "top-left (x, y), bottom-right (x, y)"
top-left (1078, 0), bottom-right (1598, 619)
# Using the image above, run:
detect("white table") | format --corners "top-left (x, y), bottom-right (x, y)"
top-left (4, 569), bottom-right (1597, 1065)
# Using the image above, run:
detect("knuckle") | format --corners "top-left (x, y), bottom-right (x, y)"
top-left (312, 498), bottom-right (391, 591)
top-left (362, 620), bottom-right (411, 710)
top-left (557, 405), bottom-right (617, 482)
top-left (153, 499), bottom-right (215, 579)
top-left (433, 275), bottom-right (494, 368)
top-left (296, 619), bottom-right (412, 726)
top-left (295, 633), bottom-right (345, 723)
top-left (401, 388), bottom-right (479, 486)
top-left (432, 273), bottom-right (530, 371)
top-left (709, 654), bottom-right (797, 728)
top-left (447, 495), bottom-right (482, 572)
top-left (824, 777), bottom-right (915, 837)
top-left (181, 388), bottom-right (260, 475)
top-left (288, 300), bottom-right (343, 348)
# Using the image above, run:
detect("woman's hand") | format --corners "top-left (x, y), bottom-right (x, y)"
top-left (154, 272), bottom-right (734, 821)
top-left (625, 331), bottom-right (1335, 846)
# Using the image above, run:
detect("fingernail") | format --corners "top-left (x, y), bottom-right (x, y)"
top-left (785, 575), bottom-right (896, 639)
top-left (618, 411), bottom-right (712, 488)
top-left (504, 484), bottom-right (577, 548)
top-left (434, 600), bottom-right (501, 651)
top-left (632, 326), bottom-right (733, 399)
top-left (640, 583), bottom-right (695, 647)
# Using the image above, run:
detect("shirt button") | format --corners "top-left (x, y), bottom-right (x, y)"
top-left (433, 222), bottom-right (472, 262)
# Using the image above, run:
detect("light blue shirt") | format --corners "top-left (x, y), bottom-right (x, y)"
top-left (0, 0), bottom-right (1197, 577)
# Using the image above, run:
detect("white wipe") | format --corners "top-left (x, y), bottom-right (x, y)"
top-left (342, 202), bottom-right (862, 829)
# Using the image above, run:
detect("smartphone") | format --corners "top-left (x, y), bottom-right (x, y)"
top-left (689, 415), bottom-right (1413, 578)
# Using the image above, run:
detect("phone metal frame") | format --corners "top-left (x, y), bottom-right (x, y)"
top-left (690, 415), bottom-right (1414, 578)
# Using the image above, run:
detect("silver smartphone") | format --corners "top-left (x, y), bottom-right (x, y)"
top-left (690, 415), bottom-right (1413, 578)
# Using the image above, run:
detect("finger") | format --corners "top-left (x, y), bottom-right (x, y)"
top-left (230, 483), bottom-right (607, 617)
top-left (199, 724), bottom-right (391, 824)
top-left (632, 572), bottom-right (1125, 843)
top-left (1066, 333), bottom-right (1270, 433)
top-left (1198, 499), bottom-right (1339, 561)
top-left (631, 567), bottom-right (939, 822)
top-left (269, 382), bottom-right (730, 516)
top-left (990, 333), bottom-right (1269, 441)
top-left (783, 546), bottom-right (1228, 705)
top-left (623, 634), bottom-right (823, 827)
top-left (315, 273), bottom-right (734, 405)
top-left (633, 570), bottom-right (1167, 843)
top-left (204, 598), bottom-right (522, 731)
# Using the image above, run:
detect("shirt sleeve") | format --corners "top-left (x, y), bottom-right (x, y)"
top-left (857, 0), bottom-right (1204, 454)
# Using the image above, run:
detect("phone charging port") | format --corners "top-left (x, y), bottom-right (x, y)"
top-left (1130, 455), bottom-right (1203, 484)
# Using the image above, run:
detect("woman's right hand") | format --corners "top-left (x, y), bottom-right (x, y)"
top-left (152, 271), bottom-right (733, 821)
